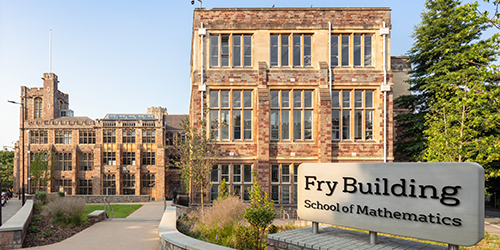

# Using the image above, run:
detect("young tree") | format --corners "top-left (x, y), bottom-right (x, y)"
top-left (0, 150), bottom-right (14, 191)
top-left (174, 105), bottom-right (219, 210)
top-left (30, 149), bottom-right (55, 191)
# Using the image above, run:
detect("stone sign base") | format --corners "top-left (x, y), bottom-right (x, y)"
top-left (268, 227), bottom-right (449, 250)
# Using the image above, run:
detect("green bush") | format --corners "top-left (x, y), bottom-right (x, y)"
top-left (57, 190), bottom-right (65, 197)
top-left (32, 215), bottom-right (42, 222)
top-left (34, 190), bottom-right (48, 204)
top-left (268, 224), bottom-right (278, 234)
top-left (235, 225), bottom-right (258, 250)
top-left (41, 197), bottom-right (87, 226)
top-left (28, 226), bottom-right (40, 233)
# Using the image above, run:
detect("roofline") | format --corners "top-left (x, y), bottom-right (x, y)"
top-left (195, 7), bottom-right (391, 11)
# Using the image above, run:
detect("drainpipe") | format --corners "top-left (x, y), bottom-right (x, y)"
top-left (328, 22), bottom-right (332, 98)
top-left (199, 23), bottom-right (207, 119)
top-left (380, 22), bottom-right (390, 163)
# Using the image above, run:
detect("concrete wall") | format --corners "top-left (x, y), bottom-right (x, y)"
top-left (0, 200), bottom-right (34, 249)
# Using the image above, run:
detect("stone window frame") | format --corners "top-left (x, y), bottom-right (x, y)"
top-left (270, 33), bottom-right (312, 68)
top-left (79, 130), bottom-right (96, 144)
top-left (210, 163), bottom-right (253, 202)
top-left (103, 151), bottom-right (116, 165)
top-left (331, 33), bottom-right (374, 68)
top-left (270, 89), bottom-right (314, 141)
top-left (142, 152), bottom-right (155, 166)
top-left (122, 130), bottom-right (136, 144)
top-left (122, 174), bottom-right (135, 195)
top-left (209, 89), bottom-right (253, 141)
top-left (210, 33), bottom-right (253, 68)
top-left (103, 130), bottom-right (116, 144)
top-left (103, 174), bottom-right (116, 195)
top-left (270, 163), bottom-right (299, 204)
top-left (122, 151), bottom-right (136, 166)
top-left (55, 179), bottom-right (72, 194)
top-left (34, 97), bottom-right (43, 119)
top-left (79, 152), bottom-right (93, 171)
top-left (142, 130), bottom-right (155, 143)
top-left (142, 174), bottom-right (155, 188)
top-left (55, 130), bottom-right (72, 144)
top-left (331, 89), bottom-right (375, 141)
top-left (30, 130), bottom-right (48, 144)
top-left (78, 179), bottom-right (92, 195)
top-left (55, 152), bottom-right (72, 171)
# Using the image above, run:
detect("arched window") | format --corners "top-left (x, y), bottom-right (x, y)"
top-left (122, 174), bottom-right (135, 195)
top-left (34, 98), bottom-right (43, 118)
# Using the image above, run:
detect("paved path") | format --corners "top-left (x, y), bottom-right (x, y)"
top-left (1, 198), bottom-right (22, 224)
top-left (25, 201), bottom-right (166, 250)
top-left (485, 209), bottom-right (500, 236)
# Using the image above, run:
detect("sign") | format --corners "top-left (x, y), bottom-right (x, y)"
top-left (297, 163), bottom-right (484, 246)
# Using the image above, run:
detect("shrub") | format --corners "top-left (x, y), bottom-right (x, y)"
top-left (34, 191), bottom-right (48, 204)
top-left (28, 226), bottom-right (40, 233)
top-left (32, 215), bottom-right (42, 222)
top-left (268, 224), bottom-right (278, 234)
top-left (57, 190), bottom-right (65, 197)
top-left (235, 224), bottom-right (258, 250)
top-left (41, 197), bottom-right (87, 226)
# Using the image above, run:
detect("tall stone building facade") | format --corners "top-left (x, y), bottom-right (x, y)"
top-left (189, 8), bottom-right (409, 205)
top-left (13, 73), bottom-right (185, 201)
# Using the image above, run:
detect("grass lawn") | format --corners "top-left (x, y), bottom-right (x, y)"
top-left (84, 204), bottom-right (142, 218)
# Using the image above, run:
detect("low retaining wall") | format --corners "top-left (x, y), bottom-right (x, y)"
top-left (70, 195), bottom-right (150, 203)
top-left (158, 206), bottom-right (234, 250)
top-left (0, 200), bottom-right (34, 249)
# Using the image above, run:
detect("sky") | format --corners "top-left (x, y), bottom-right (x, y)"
top-left (0, 0), bottom-right (430, 149)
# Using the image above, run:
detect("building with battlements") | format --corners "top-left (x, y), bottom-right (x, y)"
top-left (188, 7), bottom-right (410, 205)
top-left (13, 73), bottom-right (186, 201)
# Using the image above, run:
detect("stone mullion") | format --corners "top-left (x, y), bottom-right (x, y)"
top-left (256, 61), bottom-right (270, 194)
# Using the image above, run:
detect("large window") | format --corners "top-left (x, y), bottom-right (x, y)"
top-left (55, 152), bottom-right (72, 171)
top-left (122, 174), bottom-right (135, 195)
top-left (210, 90), bottom-right (252, 141)
top-left (103, 152), bottom-right (116, 165)
top-left (122, 130), bottom-right (136, 143)
top-left (34, 98), bottom-right (42, 118)
top-left (331, 34), bottom-right (373, 67)
top-left (122, 152), bottom-right (136, 165)
top-left (142, 152), bottom-right (155, 165)
top-left (103, 174), bottom-right (116, 195)
top-left (55, 130), bottom-right (72, 144)
top-left (211, 164), bottom-right (253, 201)
top-left (79, 179), bottom-right (92, 195)
top-left (30, 130), bottom-right (48, 144)
top-left (142, 130), bottom-right (155, 143)
top-left (331, 90), bottom-right (374, 141)
top-left (210, 34), bottom-right (252, 68)
top-left (270, 90), bottom-right (313, 141)
top-left (79, 130), bottom-right (96, 144)
top-left (103, 130), bottom-right (116, 143)
top-left (79, 152), bottom-right (93, 171)
top-left (55, 179), bottom-right (72, 194)
top-left (271, 34), bottom-right (311, 67)
top-left (271, 164), bottom-right (299, 204)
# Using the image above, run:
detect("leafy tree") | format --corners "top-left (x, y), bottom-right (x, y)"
top-left (242, 172), bottom-right (276, 250)
top-left (0, 149), bottom-right (14, 190)
top-left (30, 149), bottom-right (55, 191)
top-left (174, 104), bottom-right (219, 210)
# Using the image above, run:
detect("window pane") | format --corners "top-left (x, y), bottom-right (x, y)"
top-left (271, 110), bottom-right (279, 140)
top-left (332, 110), bottom-right (340, 140)
top-left (364, 36), bottom-right (372, 66)
top-left (294, 164), bottom-right (299, 183)
top-left (271, 185), bottom-right (279, 203)
top-left (210, 91), bottom-right (219, 108)
top-left (282, 185), bottom-right (290, 204)
top-left (210, 36), bottom-right (219, 67)
top-left (221, 35), bottom-right (229, 67)
top-left (210, 110), bottom-right (219, 140)
top-left (221, 165), bottom-right (229, 182)
top-left (221, 110), bottom-right (229, 140)
top-left (243, 165), bottom-right (252, 182)
top-left (304, 91), bottom-right (312, 108)
top-left (281, 35), bottom-right (289, 67)
top-left (303, 35), bottom-right (311, 66)
top-left (293, 110), bottom-right (302, 140)
top-left (211, 165), bottom-right (219, 182)
top-left (271, 165), bottom-right (279, 182)
top-left (233, 185), bottom-right (241, 197)
top-left (233, 36), bottom-right (241, 67)
top-left (341, 35), bottom-right (350, 66)
top-left (355, 110), bottom-right (363, 140)
top-left (281, 91), bottom-right (290, 108)
top-left (304, 110), bottom-right (312, 140)
top-left (365, 91), bottom-right (373, 108)
top-left (243, 35), bottom-right (252, 67)
top-left (282, 165), bottom-right (290, 183)
top-left (221, 91), bottom-right (229, 108)
top-left (293, 91), bottom-right (302, 108)
top-left (244, 110), bottom-right (252, 140)
top-left (271, 91), bottom-right (279, 108)
top-left (233, 110), bottom-right (241, 140)
top-left (270, 35), bottom-right (279, 67)
top-left (354, 35), bottom-right (362, 66)
top-left (293, 35), bottom-right (301, 66)
top-left (366, 110), bottom-right (374, 140)
top-left (233, 91), bottom-right (241, 108)
top-left (342, 110), bottom-right (350, 140)
top-left (355, 91), bottom-right (363, 108)
top-left (233, 165), bottom-right (241, 183)
top-left (244, 91), bottom-right (252, 108)
top-left (331, 35), bottom-right (339, 67)
top-left (332, 91), bottom-right (340, 108)
top-left (211, 185), bottom-right (219, 201)
top-left (281, 110), bottom-right (290, 140)
top-left (342, 91), bottom-right (351, 108)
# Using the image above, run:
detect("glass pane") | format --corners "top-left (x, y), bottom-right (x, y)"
top-left (221, 91), bottom-right (230, 107)
top-left (355, 91), bottom-right (363, 108)
top-left (293, 110), bottom-right (301, 140)
top-left (271, 91), bottom-right (279, 108)
top-left (293, 91), bottom-right (301, 108)
top-left (354, 35), bottom-right (361, 66)
top-left (331, 35), bottom-right (339, 67)
top-left (221, 110), bottom-right (229, 140)
top-left (342, 110), bottom-right (350, 140)
top-left (244, 110), bottom-right (252, 140)
top-left (303, 35), bottom-right (311, 66)
top-left (366, 110), bottom-right (374, 140)
top-left (281, 35), bottom-right (289, 67)
top-left (281, 110), bottom-right (290, 140)
top-left (341, 35), bottom-right (349, 66)
top-left (233, 36), bottom-right (241, 67)
top-left (233, 110), bottom-right (241, 140)
top-left (364, 36), bottom-right (372, 66)
top-left (244, 91), bottom-right (252, 107)
top-left (365, 91), bottom-right (373, 108)
top-left (243, 165), bottom-right (252, 182)
top-left (210, 110), bottom-right (219, 140)
top-left (304, 91), bottom-right (312, 108)
top-left (355, 110), bottom-right (362, 140)
top-left (221, 35), bottom-right (229, 67)
top-left (270, 35), bottom-right (278, 67)
top-left (233, 165), bottom-right (241, 182)
top-left (211, 165), bottom-right (219, 182)
top-left (243, 185), bottom-right (252, 201)
top-left (243, 35), bottom-right (252, 67)
top-left (342, 91), bottom-right (351, 108)
top-left (282, 165), bottom-right (290, 183)
top-left (282, 185), bottom-right (290, 204)
top-left (210, 36), bottom-right (219, 67)
top-left (271, 165), bottom-right (279, 182)
top-left (332, 91), bottom-right (340, 108)
top-left (233, 185), bottom-right (241, 196)
top-left (271, 110), bottom-right (279, 140)
top-left (271, 185), bottom-right (279, 203)
top-left (304, 110), bottom-right (312, 140)
top-left (210, 91), bottom-right (219, 108)
top-left (233, 91), bottom-right (241, 108)
top-left (281, 91), bottom-right (290, 108)
top-left (221, 165), bottom-right (229, 182)
top-left (293, 35), bottom-right (301, 66)
top-left (294, 164), bottom-right (299, 183)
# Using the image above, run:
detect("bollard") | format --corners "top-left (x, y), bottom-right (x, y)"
top-left (369, 231), bottom-right (377, 245)
top-left (312, 222), bottom-right (319, 234)
top-left (448, 244), bottom-right (459, 250)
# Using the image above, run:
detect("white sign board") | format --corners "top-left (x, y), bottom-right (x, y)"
top-left (298, 163), bottom-right (484, 246)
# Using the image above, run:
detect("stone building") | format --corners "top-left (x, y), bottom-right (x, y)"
top-left (188, 7), bottom-right (410, 205)
top-left (13, 73), bottom-right (185, 201)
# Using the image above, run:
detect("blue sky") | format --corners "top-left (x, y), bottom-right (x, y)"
top-left (0, 0), bottom-right (429, 148)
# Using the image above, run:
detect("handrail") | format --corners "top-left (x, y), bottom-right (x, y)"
top-left (103, 197), bottom-right (114, 219)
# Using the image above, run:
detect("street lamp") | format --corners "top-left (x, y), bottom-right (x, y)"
top-left (8, 100), bottom-right (25, 206)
